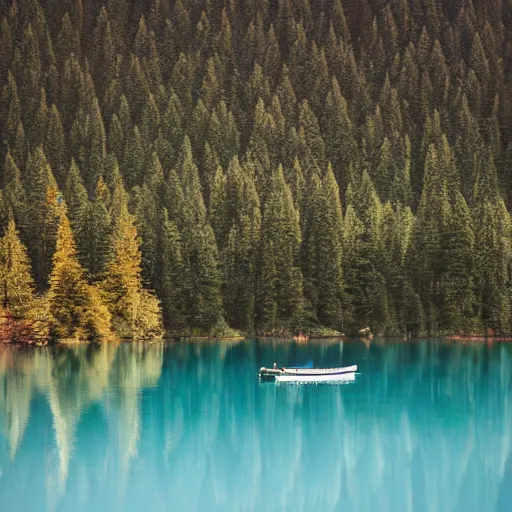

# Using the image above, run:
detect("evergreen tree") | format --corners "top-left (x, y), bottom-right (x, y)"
top-left (0, 219), bottom-right (35, 318)
top-left (187, 223), bottom-right (224, 333)
top-left (257, 165), bottom-right (303, 329)
top-left (101, 174), bottom-right (162, 339)
top-left (221, 157), bottom-right (261, 331)
top-left (440, 192), bottom-right (476, 332)
top-left (159, 209), bottom-right (187, 331)
top-left (63, 159), bottom-right (88, 228)
top-left (313, 165), bottom-right (344, 328)
top-left (121, 125), bottom-right (145, 189)
top-left (322, 76), bottom-right (357, 197)
top-left (44, 104), bottom-right (67, 185)
top-left (24, 146), bottom-right (60, 288)
top-left (3, 153), bottom-right (29, 235)
top-left (344, 173), bottom-right (389, 334)
top-left (407, 144), bottom-right (451, 333)
top-left (472, 150), bottom-right (511, 333)
top-left (47, 205), bottom-right (113, 341)
top-left (75, 178), bottom-right (112, 280)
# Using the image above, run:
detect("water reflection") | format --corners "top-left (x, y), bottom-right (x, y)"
top-left (0, 339), bottom-right (511, 511)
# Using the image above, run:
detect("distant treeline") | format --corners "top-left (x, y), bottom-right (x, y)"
top-left (0, 0), bottom-right (512, 337)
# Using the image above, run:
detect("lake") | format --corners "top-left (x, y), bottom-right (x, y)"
top-left (0, 339), bottom-right (511, 511)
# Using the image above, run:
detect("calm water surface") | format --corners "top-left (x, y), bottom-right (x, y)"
top-left (0, 339), bottom-right (511, 512)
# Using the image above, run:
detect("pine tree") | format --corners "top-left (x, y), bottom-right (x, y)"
top-left (124, 54), bottom-right (150, 125)
top-left (131, 184), bottom-right (158, 286)
top-left (344, 172), bottom-right (389, 334)
top-left (0, 220), bottom-right (35, 318)
top-left (257, 165), bottom-right (303, 329)
top-left (3, 153), bottom-right (29, 236)
top-left (472, 150), bottom-right (511, 333)
top-left (75, 178), bottom-right (112, 280)
top-left (159, 209), bottom-right (187, 331)
top-left (47, 205), bottom-right (113, 341)
top-left (440, 192), bottom-right (476, 332)
top-left (298, 99), bottom-right (326, 170)
top-left (1, 72), bottom-right (23, 164)
top-left (83, 98), bottom-right (107, 195)
top-left (407, 144), bottom-right (451, 333)
top-left (322, 76), bottom-right (358, 197)
top-left (44, 104), bottom-right (67, 186)
top-left (209, 164), bottom-right (228, 247)
top-left (221, 157), bottom-right (261, 331)
top-left (187, 223), bottom-right (223, 333)
top-left (121, 125), bottom-right (145, 189)
top-left (24, 146), bottom-right (60, 288)
top-left (101, 174), bottom-right (162, 339)
top-left (207, 100), bottom-right (240, 169)
top-left (63, 159), bottom-right (88, 227)
top-left (313, 165), bottom-right (344, 328)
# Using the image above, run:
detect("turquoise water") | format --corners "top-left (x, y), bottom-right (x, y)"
top-left (0, 339), bottom-right (511, 511)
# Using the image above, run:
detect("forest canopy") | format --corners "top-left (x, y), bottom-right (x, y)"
top-left (1, 0), bottom-right (512, 338)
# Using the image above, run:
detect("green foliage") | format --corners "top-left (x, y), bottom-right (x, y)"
top-left (257, 166), bottom-right (303, 329)
top-left (2, 0), bottom-right (512, 338)
top-left (159, 209), bottom-right (187, 331)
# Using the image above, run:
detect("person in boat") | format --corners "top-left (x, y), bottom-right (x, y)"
top-left (273, 362), bottom-right (277, 369)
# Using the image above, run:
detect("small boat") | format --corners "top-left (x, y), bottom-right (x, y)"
top-left (259, 364), bottom-right (357, 382)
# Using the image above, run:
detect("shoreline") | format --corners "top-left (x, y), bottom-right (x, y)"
top-left (4, 333), bottom-right (512, 347)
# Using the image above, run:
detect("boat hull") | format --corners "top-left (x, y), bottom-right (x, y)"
top-left (259, 364), bottom-right (357, 382)
top-left (276, 372), bottom-right (356, 383)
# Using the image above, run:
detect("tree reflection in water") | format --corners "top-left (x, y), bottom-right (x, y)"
top-left (0, 339), bottom-right (511, 512)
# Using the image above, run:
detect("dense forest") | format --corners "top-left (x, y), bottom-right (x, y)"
top-left (0, 0), bottom-right (512, 338)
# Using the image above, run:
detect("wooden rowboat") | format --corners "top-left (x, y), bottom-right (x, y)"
top-left (259, 364), bottom-right (357, 382)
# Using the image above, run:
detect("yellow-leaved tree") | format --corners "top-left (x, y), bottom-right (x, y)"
top-left (47, 198), bottom-right (115, 341)
top-left (100, 173), bottom-right (163, 340)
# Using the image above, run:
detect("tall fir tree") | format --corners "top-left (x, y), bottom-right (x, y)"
top-left (257, 165), bottom-right (303, 329)
top-left (101, 173), bottom-right (162, 339)
top-left (0, 219), bottom-right (35, 318)
top-left (47, 204), bottom-right (114, 341)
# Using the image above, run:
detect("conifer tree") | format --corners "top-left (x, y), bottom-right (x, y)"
top-left (209, 164), bottom-right (228, 247)
top-left (313, 166), bottom-right (344, 328)
top-left (124, 54), bottom-right (150, 125)
top-left (159, 209), bottom-right (187, 331)
top-left (207, 100), bottom-right (240, 169)
top-left (344, 172), bottom-right (389, 333)
top-left (0, 220), bottom-right (35, 318)
top-left (75, 178), bottom-right (112, 280)
top-left (390, 135), bottom-right (413, 207)
top-left (24, 146), bottom-right (60, 288)
top-left (44, 104), bottom-right (67, 185)
top-left (298, 99), bottom-right (326, 170)
top-left (3, 153), bottom-right (28, 235)
top-left (221, 157), bottom-right (261, 331)
top-left (440, 192), bottom-right (476, 332)
top-left (187, 223), bottom-right (223, 333)
top-left (47, 204), bottom-right (113, 341)
top-left (108, 114), bottom-right (124, 160)
top-left (64, 159), bottom-right (88, 228)
top-left (101, 173), bottom-right (162, 339)
top-left (121, 125), bottom-right (145, 189)
top-left (322, 76), bottom-right (357, 196)
top-left (131, 184), bottom-right (158, 286)
top-left (257, 165), bottom-right (303, 329)
top-left (83, 97), bottom-right (107, 194)
top-left (407, 144), bottom-right (451, 333)
top-left (158, 90), bottom-right (184, 170)
top-left (1, 72), bottom-right (22, 163)
top-left (472, 150), bottom-right (512, 333)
